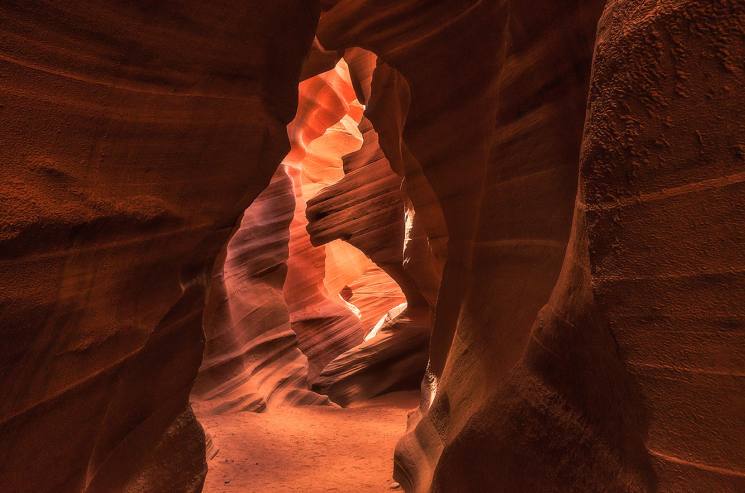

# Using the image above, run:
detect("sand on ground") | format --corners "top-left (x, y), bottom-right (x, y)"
top-left (195, 391), bottom-right (419, 493)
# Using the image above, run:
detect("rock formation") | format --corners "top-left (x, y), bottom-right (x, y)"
top-left (192, 166), bottom-right (329, 414)
top-left (0, 2), bottom-right (319, 491)
top-left (307, 113), bottom-right (435, 403)
top-left (314, 303), bottom-right (430, 407)
top-left (318, 0), bottom-right (745, 491)
top-left (2, 1), bottom-right (744, 492)
top-left (191, 50), bottom-right (424, 413)
top-left (281, 60), bottom-right (369, 381)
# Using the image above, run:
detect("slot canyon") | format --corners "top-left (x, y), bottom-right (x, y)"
top-left (1, 2), bottom-right (744, 493)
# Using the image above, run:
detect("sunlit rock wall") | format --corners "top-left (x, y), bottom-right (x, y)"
top-left (192, 166), bottom-right (329, 415)
top-left (307, 57), bottom-right (437, 403)
top-left (193, 56), bottom-right (417, 405)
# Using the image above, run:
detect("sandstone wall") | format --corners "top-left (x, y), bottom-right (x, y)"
top-left (0, 2), bottom-right (319, 491)
top-left (318, 0), bottom-right (745, 491)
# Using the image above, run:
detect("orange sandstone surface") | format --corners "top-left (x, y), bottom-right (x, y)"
top-left (2, 2), bottom-right (745, 493)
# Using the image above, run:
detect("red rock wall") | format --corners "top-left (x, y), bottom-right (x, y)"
top-left (284, 163), bottom-right (366, 381)
top-left (3, 1), bottom-right (744, 492)
top-left (307, 106), bottom-right (435, 404)
top-left (281, 61), bottom-right (368, 381)
top-left (578, 2), bottom-right (745, 489)
top-left (192, 55), bottom-right (414, 411)
top-left (307, 117), bottom-right (427, 311)
top-left (318, 0), bottom-right (745, 491)
top-left (0, 2), bottom-right (319, 492)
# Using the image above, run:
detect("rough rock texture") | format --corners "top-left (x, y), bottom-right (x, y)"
top-left (192, 166), bottom-right (329, 414)
top-left (0, 2), bottom-right (319, 492)
top-left (320, 1), bottom-right (745, 492)
top-left (576, 2), bottom-right (745, 490)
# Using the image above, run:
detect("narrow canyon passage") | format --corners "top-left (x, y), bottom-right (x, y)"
top-left (189, 54), bottom-right (429, 491)
top-left (2, 3), bottom-right (744, 493)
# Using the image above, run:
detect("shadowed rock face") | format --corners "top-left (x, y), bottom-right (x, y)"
top-left (578, 2), bottom-right (745, 489)
top-left (318, 0), bottom-right (745, 492)
top-left (0, 2), bottom-right (319, 492)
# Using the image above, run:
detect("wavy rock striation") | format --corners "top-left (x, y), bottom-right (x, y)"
top-left (192, 166), bottom-right (329, 415)
top-left (307, 112), bottom-right (433, 404)
top-left (0, 2), bottom-right (319, 492)
top-left (319, 1), bottom-right (745, 491)
top-left (281, 61), bottom-right (368, 381)
top-left (3, 2), bottom-right (744, 492)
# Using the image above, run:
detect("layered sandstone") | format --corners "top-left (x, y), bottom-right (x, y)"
top-left (191, 55), bottom-right (417, 407)
top-left (300, 48), bottom-right (438, 405)
top-left (314, 304), bottom-right (430, 406)
top-left (0, 3), bottom-right (319, 492)
top-left (192, 166), bottom-right (329, 414)
top-left (3, 2), bottom-right (744, 493)
top-left (281, 62), bottom-right (367, 380)
top-left (319, 1), bottom-right (745, 492)
top-left (283, 57), bottom-right (417, 385)
top-left (307, 113), bottom-right (434, 403)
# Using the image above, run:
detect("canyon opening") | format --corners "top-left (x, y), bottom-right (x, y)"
top-left (2, 2), bottom-right (745, 493)
top-left (190, 55), bottom-right (431, 491)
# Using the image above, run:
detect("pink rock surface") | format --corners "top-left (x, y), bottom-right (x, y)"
top-left (192, 166), bottom-right (329, 414)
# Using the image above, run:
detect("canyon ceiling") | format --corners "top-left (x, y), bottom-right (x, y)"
top-left (1, 1), bottom-right (744, 493)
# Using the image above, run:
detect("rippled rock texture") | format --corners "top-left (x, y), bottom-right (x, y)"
top-left (282, 61), bottom-right (370, 381)
top-left (192, 166), bottom-right (329, 414)
top-left (193, 54), bottom-right (417, 408)
top-left (306, 103), bottom-right (436, 404)
top-left (0, 2), bottom-right (319, 492)
top-left (318, 0), bottom-right (745, 491)
top-left (3, 1), bottom-right (744, 492)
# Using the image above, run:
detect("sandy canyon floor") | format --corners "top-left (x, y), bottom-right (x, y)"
top-left (195, 392), bottom-right (419, 493)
